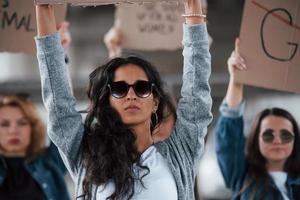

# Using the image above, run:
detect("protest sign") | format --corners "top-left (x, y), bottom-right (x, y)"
top-left (236, 0), bottom-right (300, 93)
top-left (0, 0), bottom-right (66, 55)
top-left (35, 0), bottom-right (180, 6)
top-left (115, 3), bottom-right (185, 50)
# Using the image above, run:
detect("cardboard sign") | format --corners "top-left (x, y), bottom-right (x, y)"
top-left (0, 0), bottom-right (66, 55)
top-left (116, 3), bottom-right (185, 51)
top-left (35, 0), bottom-right (180, 6)
top-left (237, 0), bottom-right (300, 93)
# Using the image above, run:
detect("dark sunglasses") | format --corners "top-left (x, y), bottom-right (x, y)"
top-left (108, 80), bottom-right (154, 99)
top-left (261, 129), bottom-right (295, 144)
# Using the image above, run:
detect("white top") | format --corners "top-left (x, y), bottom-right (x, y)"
top-left (269, 171), bottom-right (290, 200)
top-left (96, 146), bottom-right (178, 200)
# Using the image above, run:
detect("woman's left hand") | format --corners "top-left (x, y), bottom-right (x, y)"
top-left (104, 26), bottom-right (123, 59)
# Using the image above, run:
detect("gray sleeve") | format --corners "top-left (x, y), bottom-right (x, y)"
top-left (157, 24), bottom-right (212, 169)
top-left (175, 23), bottom-right (213, 165)
top-left (219, 98), bottom-right (245, 118)
top-left (35, 32), bottom-right (84, 178)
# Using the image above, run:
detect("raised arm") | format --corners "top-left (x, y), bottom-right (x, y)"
top-left (177, 0), bottom-right (212, 157)
top-left (36, 5), bottom-right (56, 36)
top-left (158, 0), bottom-right (212, 166)
top-left (35, 5), bottom-right (84, 179)
top-left (215, 39), bottom-right (248, 190)
top-left (139, 2), bottom-right (211, 199)
top-left (225, 38), bottom-right (245, 107)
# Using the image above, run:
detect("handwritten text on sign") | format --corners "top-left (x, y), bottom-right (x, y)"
top-left (117, 3), bottom-right (185, 50)
top-left (252, 0), bottom-right (299, 62)
top-left (237, 0), bottom-right (300, 93)
top-left (137, 3), bottom-right (183, 35)
top-left (1, 0), bottom-right (35, 32)
top-left (0, 0), bottom-right (66, 54)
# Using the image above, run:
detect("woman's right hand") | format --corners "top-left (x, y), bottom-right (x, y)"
top-left (227, 38), bottom-right (247, 83)
top-left (35, 4), bottom-right (56, 36)
top-left (225, 38), bottom-right (246, 107)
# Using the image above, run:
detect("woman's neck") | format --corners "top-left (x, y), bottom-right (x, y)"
top-left (267, 160), bottom-right (286, 172)
top-left (130, 122), bottom-right (153, 153)
top-left (0, 149), bottom-right (26, 157)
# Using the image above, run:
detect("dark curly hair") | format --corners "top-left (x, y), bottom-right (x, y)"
top-left (80, 56), bottom-right (173, 200)
top-left (238, 107), bottom-right (300, 199)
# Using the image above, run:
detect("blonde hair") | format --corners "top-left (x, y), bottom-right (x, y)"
top-left (0, 95), bottom-right (46, 159)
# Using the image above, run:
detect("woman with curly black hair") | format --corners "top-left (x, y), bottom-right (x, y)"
top-left (35, 0), bottom-right (212, 199)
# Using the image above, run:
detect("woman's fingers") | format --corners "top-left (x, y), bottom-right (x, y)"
top-left (235, 37), bottom-right (240, 54)
top-left (234, 63), bottom-right (246, 71)
top-left (228, 51), bottom-right (247, 71)
top-left (233, 37), bottom-right (246, 69)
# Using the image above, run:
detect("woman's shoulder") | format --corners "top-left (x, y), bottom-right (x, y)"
top-left (287, 174), bottom-right (300, 185)
top-left (31, 143), bottom-right (66, 169)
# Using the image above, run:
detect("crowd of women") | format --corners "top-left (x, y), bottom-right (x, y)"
top-left (0, 0), bottom-right (299, 199)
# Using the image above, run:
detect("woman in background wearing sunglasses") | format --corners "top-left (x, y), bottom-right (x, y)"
top-left (215, 39), bottom-right (300, 200)
top-left (35, 0), bottom-right (212, 199)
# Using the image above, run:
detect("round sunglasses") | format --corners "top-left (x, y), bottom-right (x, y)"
top-left (108, 80), bottom-right (155, 99)
top-left (261, 129), bottom-right (295, 144)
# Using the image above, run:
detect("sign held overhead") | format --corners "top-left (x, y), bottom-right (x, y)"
top-left (236, 0), bottom-right (300, 93)
top-left (35, 0), bottom-right (182, 6)
top-left (116, 2), bottom-right (185, 51)
top-left (0, 0), bottom-right (66, 55)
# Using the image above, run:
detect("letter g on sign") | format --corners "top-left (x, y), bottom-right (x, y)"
top-left (260, 8), bottom-right (298, 62)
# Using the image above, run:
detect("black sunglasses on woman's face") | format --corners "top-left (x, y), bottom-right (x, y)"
top-left (261, 129), bottom-right (295, 144)
top-left (108, 80), bottom-right (154, 99)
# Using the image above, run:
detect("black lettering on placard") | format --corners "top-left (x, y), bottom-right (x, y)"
top-left (1, 0), bottom-right (35, 32)
top-left (165, 13), bottom-right (177, 23)
top-left (162, 3), bottom-right (184, 12)
top-left (137, 13), bottom-right (146, 21)
top-left (138, 23), bottom-right (173, 35)
top-left (136, 4), bottom-right (180, 35)
top-left (2, 0), bottom-right (9, 8)
top-left (144, 3), bottom-right (155, 11)
top-left (1, 11), bottom-right (35, 32)
top-left (260, 8), bottom-right (298, 62)
top-left (149, 11), bottom-right (161, 20)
